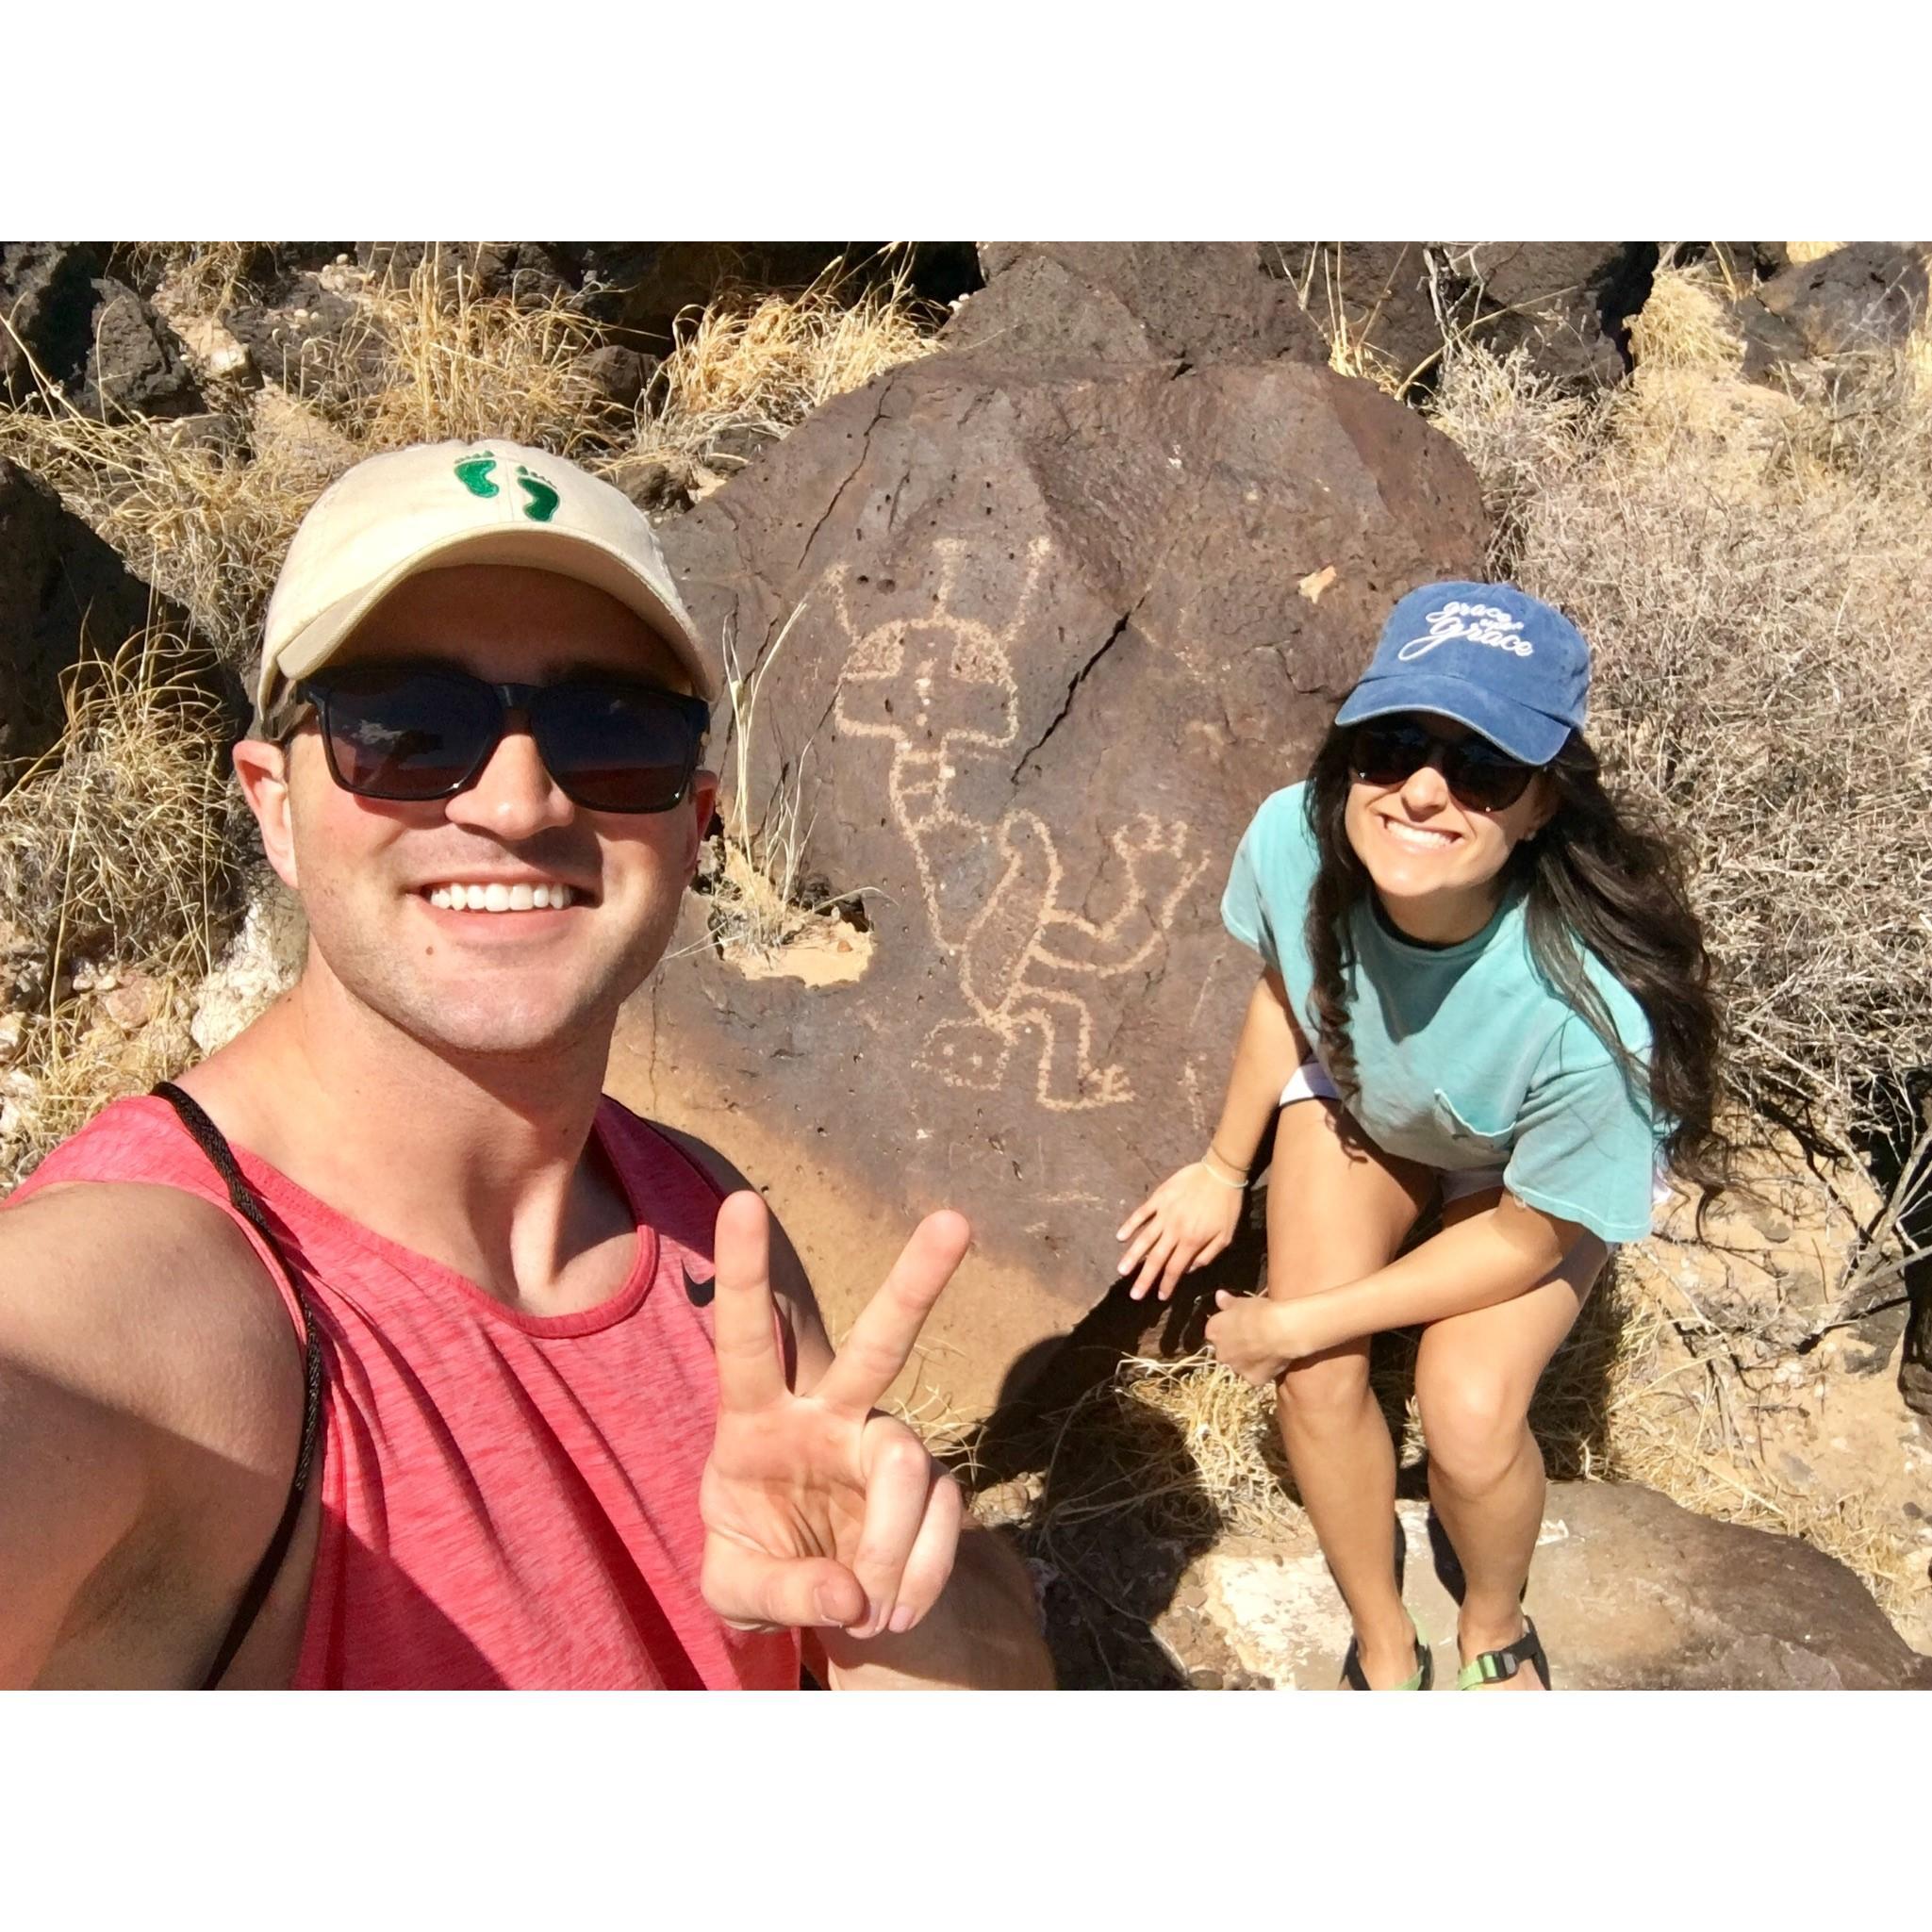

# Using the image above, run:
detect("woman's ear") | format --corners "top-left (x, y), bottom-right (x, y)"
top-left (233, 735), bottom-right (300, 891)
top-left (1525, 770), bottom-right (1560, 839)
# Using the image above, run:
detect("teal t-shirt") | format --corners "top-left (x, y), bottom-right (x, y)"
top-left (1221, 782), bottom-right (1660, 1244)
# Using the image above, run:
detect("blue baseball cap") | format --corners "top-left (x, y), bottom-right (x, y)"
top-left (1332, 581), bottom-right (1590, 765)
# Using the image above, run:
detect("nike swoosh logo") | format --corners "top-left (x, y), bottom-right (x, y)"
top-left (681, 1261), bottom-right (715, 1308)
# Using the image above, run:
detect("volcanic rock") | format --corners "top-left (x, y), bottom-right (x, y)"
top-left (628, 348), bottom-right (1484, 1408)
top-left (1148, 1485), bottom-right (1932, 1690)
top-left (224, 272), bottom-right (365, 391)
top-left (78, 279), bottom-right (202, 419)
top-left (1756, 242), bottom-right (1931, 358)
top-left (947, 242), bottom-right (1324, 368)
top-left (1272, 240), bottom-right (1653, 390)
top-left (0, 242), bottom-right (107, 397)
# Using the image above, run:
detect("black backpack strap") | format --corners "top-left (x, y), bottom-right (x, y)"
top-left (151, 1082), bottom-right (325, 1688)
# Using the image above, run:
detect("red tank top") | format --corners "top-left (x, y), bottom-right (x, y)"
top-left (16, 1094), bottom-right (800, 1691)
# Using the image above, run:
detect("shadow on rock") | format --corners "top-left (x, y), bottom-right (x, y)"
top-left (960, 1198), bottom-right (1271, 1689)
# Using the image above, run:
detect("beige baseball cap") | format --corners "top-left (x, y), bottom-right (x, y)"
top-left (254, 437), bottom-right (718, 730)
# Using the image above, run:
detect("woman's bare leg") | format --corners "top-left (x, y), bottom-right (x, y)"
top-left (1265, 1099), bottom-right (1434, 1687)
top-left (1412, 1195), bottom-right (1608, 1691)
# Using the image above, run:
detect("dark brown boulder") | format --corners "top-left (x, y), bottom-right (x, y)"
top-left (77, 278), bottom-right (202, 419)
top-left (579, 344), bottom-right (656, 412)
top-left (947, 243), bottom-right (1324, 368)
top-left (1905, 1279), bottom-right (1932, 1418)
top-left (627, 350), bottom-right (1484, 1407)
top-left (1273, 241), bottom-right (1653, 390)
top-left (1, 242), bottom-right (107, 398)
top-left (223, 272), bottom-right (363, 390)
top-left (1148, 1486), bottom-right (1932, 1690)
top-left (0, 460), bottom-right (229, 780)
top-left (1756, 242), bottom-right (1930, 358)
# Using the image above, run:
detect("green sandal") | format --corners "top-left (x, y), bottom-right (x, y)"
top-left (1341, 1623), bottom-right (1434, 1690)
top-left (1339, 1518), bottom-right (1433, 1689)
top-left (1456, 1615), bottom-right (1551, 1690)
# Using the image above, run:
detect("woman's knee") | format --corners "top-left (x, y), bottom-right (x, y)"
top-left (1276, 1349), bottom-right (1373, 1433)
top-left (1416, 1371), bottom-right (1532, 1493)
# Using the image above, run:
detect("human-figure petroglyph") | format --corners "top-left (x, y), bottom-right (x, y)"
top-left (830, 539), bottom-right (1212, 1111)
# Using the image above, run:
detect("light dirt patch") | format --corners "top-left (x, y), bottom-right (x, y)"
top-left (726, 916), bottom-right (872, 985)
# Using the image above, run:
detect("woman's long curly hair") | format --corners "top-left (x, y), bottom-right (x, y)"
top-left (1302, 718), bottom-right (1730, 1199)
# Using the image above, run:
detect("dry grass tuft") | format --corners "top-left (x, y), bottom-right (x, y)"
top-left (1428, 269), bottom-right (1932, 1148)
top-left (124, 241), bottom-right (272, 314)
top-left (617, 253), bottom-right (941, 498)
top-left (322, 254), bottom-right (620, 458)
top-left (694, 601), bottom-right (876, 969)
top-left (1280, 244), bottom-right (1412, 397)
top-left (0, 633), bottom-right (239, 976)
top-left (1624, 259), bottom-right (1746, 373)
top-left (0, 632), bottom-right (239, 1183)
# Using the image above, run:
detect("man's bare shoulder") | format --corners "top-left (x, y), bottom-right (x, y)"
top-left (1, 1180), bottom-right (293, 1395)
top-left (0, 1181), bottom-right (305, 1684)
top-left (0, 1179), bottom-right (305, 1517)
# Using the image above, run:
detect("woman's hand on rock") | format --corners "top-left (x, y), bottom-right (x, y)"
top-left (1115, 1164), bottom-right (1244, 1303)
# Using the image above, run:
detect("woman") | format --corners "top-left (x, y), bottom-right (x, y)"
top-left (1115, 582), bottom-right (1725, 1690)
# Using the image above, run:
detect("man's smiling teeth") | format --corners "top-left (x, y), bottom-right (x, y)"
top-left (425, 883), bottom-right (576, 912)
top-left (1383, 819), bottom-right (1459, 850)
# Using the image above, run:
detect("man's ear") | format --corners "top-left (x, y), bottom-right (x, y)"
top-left (233, 735), bottom-right (300, 891)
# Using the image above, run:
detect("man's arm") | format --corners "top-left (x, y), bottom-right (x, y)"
top-left (662, 1129), bottom-right (1053, 1690)
top-left (0, 1183), bottom-right (302, 1686)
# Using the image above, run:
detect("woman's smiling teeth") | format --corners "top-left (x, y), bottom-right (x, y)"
top-left (1381, 817), bottom-right (1459, 852)
top-left (425, 883), bottom-right (576, 912)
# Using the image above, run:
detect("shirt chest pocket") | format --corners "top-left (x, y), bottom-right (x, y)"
top-left (1431, 1088), bottom-right (1515, 1160)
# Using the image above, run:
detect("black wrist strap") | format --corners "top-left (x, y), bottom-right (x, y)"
top-left (152, 1082), bottom-right (325, 1689)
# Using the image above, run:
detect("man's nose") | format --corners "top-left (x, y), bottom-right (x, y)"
top-left (443, 719), bottom-right (575, 839)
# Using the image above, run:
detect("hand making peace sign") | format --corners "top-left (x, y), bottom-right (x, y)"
top-left (699, 1190), bottom-right (970, 1641)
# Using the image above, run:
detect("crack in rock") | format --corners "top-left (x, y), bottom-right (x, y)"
top-left (797, 378), bottom-right (893, 578)
top-left (1012, 604), bottom-right (1138, 784)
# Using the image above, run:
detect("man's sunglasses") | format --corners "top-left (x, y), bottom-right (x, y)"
top-left (290, 665), bottom-right (711, 815)
top-left (1346, 718), bottom-right (1539, 812)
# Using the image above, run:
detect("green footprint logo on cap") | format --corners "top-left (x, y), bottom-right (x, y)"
top-left (516, 464), bottom-right (560, 522)
top-left (454, 453), bottom-right (500, 498)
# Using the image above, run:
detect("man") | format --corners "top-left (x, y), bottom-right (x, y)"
top-left (0, 438), bottom-right (1051, 1689)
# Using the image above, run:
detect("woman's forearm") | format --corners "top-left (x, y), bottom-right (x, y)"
top-left (1207, 970), bottom-right (1309, 1175)
top-left (1291, 1197), bottom-right (1581, 1355)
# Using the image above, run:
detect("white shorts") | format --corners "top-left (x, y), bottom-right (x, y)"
top-left (1278, 1058), bottom-right (1671, 1219)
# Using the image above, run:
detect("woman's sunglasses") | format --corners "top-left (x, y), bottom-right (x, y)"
top-left (291, 665), bottom-right (711, 815)
top-left (1346, 718), bottom-right (1539, 813)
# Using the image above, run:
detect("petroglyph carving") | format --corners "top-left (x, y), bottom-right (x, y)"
top-left (831, 539), bottom-right (1211, 1111)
